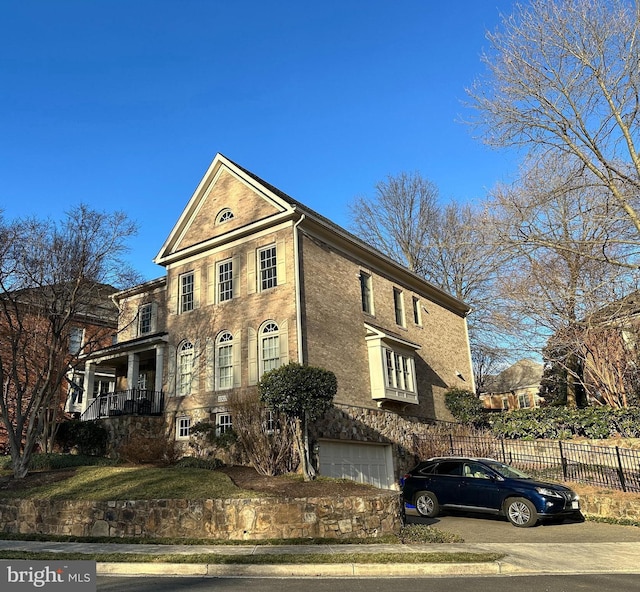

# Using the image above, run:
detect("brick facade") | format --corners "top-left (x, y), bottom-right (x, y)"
top-left (77, 154), bottom-right (473, 484)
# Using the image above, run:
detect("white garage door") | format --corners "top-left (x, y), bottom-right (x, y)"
top-left (318, 440), bottom-right (394, 489)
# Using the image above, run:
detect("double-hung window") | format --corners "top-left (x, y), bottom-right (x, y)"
top-left (69, 327), bottom-right (84, 355)
top-left (360, 272), bottom-right (373, 314)
top-left (393, 288), bottom-right (405, 327)
top-left (259, 245), bottom-right (277, 291)
top-left (176, 417), bottom-right (191, 440)
top-left (217, 259), bottom-right (233, 302)
top-left (385, 350), bottom-right (414, 392)
top-left (180, 272), bottom-right (195, 313)
top-left (261, 322), bottom-right (280, 373)
top-left (216, 332), bottom-right (234, 389)
top-left (217, 413), bottom-right (232, 436)
top-left (138, 303), bottom-right (154, 335)
top-left (412, 297), bottom-right (422, 326)
top-left (178, 341), bottom-right (194, 396)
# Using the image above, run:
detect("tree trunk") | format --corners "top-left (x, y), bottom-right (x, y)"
top-left (295, 413), bottom-right (316, 482)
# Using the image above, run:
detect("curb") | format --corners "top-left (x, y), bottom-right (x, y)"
top-left (97, 561), bottom-right (506, 578)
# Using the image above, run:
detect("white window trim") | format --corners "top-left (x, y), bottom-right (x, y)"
top-left (138, 302), bottom-right (157, 336)
top-left (216, 413), bottom-right (232, 436)
top-left (393, 287), bottom-right (406, 327)
top-left (217, 258), bottom-right (234, 303)
top-left (216, 208), bottom-right (235, 224)
top-left (179, 271), bottom-right (195, 313)
top-left (412, 296), bottom-right (422, 326)
top-left (178, 340), bottom-right (194, 396)
top-left (365, 323), bottom-right (419, 405)
top-left (360, 271), bottom-right (374, 315)
top-left (216, 331), bottom-right (234, 390)
top-left (176, 416), bottom-right (191, 440)
top-left (69, 326), bottom-right (85, 355)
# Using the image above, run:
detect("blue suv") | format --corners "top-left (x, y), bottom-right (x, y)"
top-left (402, 456), bottom-right (581, 527)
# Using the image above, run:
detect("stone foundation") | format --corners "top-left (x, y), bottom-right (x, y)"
top-left (0, 492), bottom-right (401, 540)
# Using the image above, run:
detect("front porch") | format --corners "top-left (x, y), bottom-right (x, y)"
top-left (81, 388), bottom-right (165, 421)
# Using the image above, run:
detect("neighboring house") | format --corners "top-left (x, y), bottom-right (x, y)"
top-left (73, 154), bottom-right (474, 488)
top-left (480, 359), bottom-right (544, 411)
top-left (0, 283), bottom-right (118, 452)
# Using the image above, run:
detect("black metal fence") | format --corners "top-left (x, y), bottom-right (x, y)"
top-left (80, 389), bottom-right (164, 421)
top-left (412, 434), bottom-right (640, 493)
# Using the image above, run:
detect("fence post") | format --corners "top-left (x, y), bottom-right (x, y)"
top-left (500, 439), bottom-right (506, 463)
top-left (449, 434), bottom-right (454, 455)
top-left (615, 447), bottom-right (628, 493)
top-left (559, 440), bottom-right (568, 481)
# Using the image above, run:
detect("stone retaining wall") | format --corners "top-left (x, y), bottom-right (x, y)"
top-left (0, 492), bottom-right (401, 540)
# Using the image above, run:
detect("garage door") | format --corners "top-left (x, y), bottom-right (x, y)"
top-left (318, 440), bottom-right (394, 489)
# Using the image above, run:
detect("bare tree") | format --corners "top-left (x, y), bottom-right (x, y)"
top-left (489, 156), bottom-right (636, 405)
top-left (349, 172), bottom-right (507, 373)
top-left (349, 171), bottom-right (439, 275)
top-left (0, 205), bottom-right (138, 478)
top-left (468, 0), bottom-right (640, 268)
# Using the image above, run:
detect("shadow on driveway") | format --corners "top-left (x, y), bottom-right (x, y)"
top-left (406, 511), bottom-right (640, 543)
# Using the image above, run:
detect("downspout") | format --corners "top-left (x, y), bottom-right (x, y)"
top-left (293, 212), bottom-right (306, 364)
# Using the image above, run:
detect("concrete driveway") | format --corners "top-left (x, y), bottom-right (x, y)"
top-left (407, 511), bottom-right (640, 543)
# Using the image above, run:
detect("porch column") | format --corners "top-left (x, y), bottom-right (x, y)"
top-left (154, 345), bottom-right (165, 393)
top-left (127, 353), bottom-right (140, 392)
top-left (82, 361), bottom-right (96, 415)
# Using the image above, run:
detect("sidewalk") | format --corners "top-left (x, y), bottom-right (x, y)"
top-left (1, 539), bottom-right (640, 577)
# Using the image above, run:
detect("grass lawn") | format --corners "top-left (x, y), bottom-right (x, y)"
top-left (0, 465), bottom-right (258, 501)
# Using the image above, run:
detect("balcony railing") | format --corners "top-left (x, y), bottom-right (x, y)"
top-left (80, 389), bottom-right (164, 421)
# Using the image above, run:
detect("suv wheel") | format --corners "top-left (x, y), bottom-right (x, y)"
top-left (415, 491), bottom-right (439, 518)
top-left (505, 497), bottom-right (538, 527)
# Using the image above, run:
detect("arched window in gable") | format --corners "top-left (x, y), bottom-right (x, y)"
top-left (216, 208), bottom-right (235, 224)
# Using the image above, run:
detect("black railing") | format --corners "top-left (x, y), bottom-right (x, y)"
top-left (411, 434), bottom-right (640, 493)
top-left (81, 389), bottom-right (164, 421)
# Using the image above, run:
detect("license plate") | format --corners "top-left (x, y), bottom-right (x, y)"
top-left (571, 501), bottom-right (579, 509)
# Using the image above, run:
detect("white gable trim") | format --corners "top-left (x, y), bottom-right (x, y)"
top-left (154, 153), bottom-right (296, 265)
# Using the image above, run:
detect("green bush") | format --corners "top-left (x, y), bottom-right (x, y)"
top-left (55, 420), bottom-right (110, 456)
top-left (489, 406), bottom-right (640, 439)
top-left (444, 388), bottom-right (487, 425)
top-left (173, 457), bottom-right (225, 470)
top-left (0, 453), bottom-right (118, 471)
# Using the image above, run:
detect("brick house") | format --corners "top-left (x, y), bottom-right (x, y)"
top-left (1, 283), bottom-right (118, 453)
top-left (479, 359), bottom-right (544, 411)
top-left (74, 154), bottom-right (473, 488)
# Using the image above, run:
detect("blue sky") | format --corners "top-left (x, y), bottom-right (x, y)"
top-left (1, 0), bottom-right (519, 281)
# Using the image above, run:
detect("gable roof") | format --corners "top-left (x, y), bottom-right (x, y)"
top-left (154, 153), bottom-right (471, 316)
top-left (484, 359), bottom-right (544, 394)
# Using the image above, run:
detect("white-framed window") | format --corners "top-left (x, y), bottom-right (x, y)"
top-left (412, 297), bottom-right (422, 326)
top-left (92, 379), bottom-right (112, 397)
top-left (176, 416), bottom-right (191, 440)
top-left (216, 413), bottom-right (232, 436)
top-left (501, 396), bottom-right (509, 410)
top-left (259, 245), bottom-right (277, 291)
top-left (384, 349), bottom-right (415, 393)
top-left (216, 331), bottom-right (234, 389)
top-left (216, 208), bottom-right (234, 224)
top-left (518, 393), bottom-right (531, 408)
top-left (393, 288), bottom-right (405, 327)
top-left (360, 272), bottom-right (373, 315)
top-left (180, 272), bottom-right (195, 313)
top-left (69, 326), bottom-right (84, 355)
top-left (264, 409), bottom-right (278, 434)
top-left (138, 302), bottom-right (157, 335)
top-left (217, 259), bottom-right (234, 302)
top-left (260, 322), bottom-right (280, 374)
top-left (178, 340), bottom-right (194, 396)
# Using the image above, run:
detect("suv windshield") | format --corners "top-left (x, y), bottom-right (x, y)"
top-left (484, 460), bottom-right (531, 479)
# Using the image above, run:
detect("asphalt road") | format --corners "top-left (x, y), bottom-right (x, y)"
top-left (407, 511), bottom-right (640, 543)
top-left (96, 575), bottom-right (640, 592)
